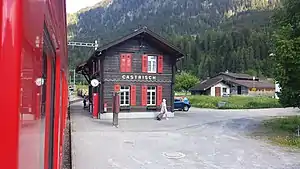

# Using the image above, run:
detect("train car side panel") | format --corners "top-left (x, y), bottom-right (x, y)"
top-left (0, 0), bottom-right (23, 169)
top-left (0, 0), bottom-right (67, 168)
top-left (18, 0), bottom-right (46, 169)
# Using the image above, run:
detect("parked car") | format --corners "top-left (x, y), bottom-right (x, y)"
top-left (174, 97), bottom-right (191, 111)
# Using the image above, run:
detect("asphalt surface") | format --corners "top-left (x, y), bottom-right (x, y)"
top-left (71, 103), bottom-right (300, 169)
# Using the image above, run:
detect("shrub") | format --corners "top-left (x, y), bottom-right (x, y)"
top-left (188, 95), bottom-right (282, 109)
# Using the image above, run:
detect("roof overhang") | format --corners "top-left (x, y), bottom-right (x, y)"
top-left (76, 26), bottom-right (185, 74)
top-left (95, 26), bottom-right (184, 59)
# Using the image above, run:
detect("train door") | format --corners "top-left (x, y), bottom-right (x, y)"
top-left (40, 51), bottom-right (56, 169)
top-left (42, 25), bottom-right (56, 169)
top-left (48, 54), bottom-right (56, 169)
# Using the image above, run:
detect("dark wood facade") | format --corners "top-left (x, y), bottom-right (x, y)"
top-left (77, 27), bottom-right (184, 114)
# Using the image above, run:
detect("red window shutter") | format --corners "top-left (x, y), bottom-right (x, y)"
top-left (157, 86), bottom-right (163, 106)
top-left (130, 85), bottom-right (136, 106)
top-left (158, 55), bottom-right (163, 73)
top-left (114, 84), bottom-right (120, 92)
top-left (120, 54), bottom-right (126, 72)
top-left (141, 85), bottom-right (147, 106)
top-left (142, 55), bottom-right (148, 73)
top-left (126, 54), bottom-right (132, 72)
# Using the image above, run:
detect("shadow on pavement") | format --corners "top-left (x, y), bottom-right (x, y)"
top-left (70, 104), bottom-right (92, 118)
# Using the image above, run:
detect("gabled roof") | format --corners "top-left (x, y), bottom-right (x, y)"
top-left (230, 79), bottom-right (275, 89)
top-left (76, 26), bottom-right (185, 75)
top-left (96, 26), bottom-right (185, 58)
top-left (216, 72), bottom-right (258, 81)
top-left (189, 77), bottom-right (223, 91)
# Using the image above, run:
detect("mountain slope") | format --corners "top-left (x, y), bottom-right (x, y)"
top-left (68, 0), bottom-right (279, 43)
top-left (67, 0), bottom-right (280, 80)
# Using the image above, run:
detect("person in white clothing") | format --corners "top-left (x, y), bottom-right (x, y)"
top-left (161, 99), bottom-right (168, 120)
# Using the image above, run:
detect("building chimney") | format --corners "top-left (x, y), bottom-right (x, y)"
top-left (225, 70), bottom-right (229, 73)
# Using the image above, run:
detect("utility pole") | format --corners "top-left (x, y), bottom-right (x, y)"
top-left (73, 69), bottom-right (76, 91)
top-left (68, 40), bottom-right (98, 89)
top-left (68, 40), bottom-right (98, 50)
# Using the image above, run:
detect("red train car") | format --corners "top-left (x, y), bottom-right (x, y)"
top-left (0, 0), bottom-right (68, 169)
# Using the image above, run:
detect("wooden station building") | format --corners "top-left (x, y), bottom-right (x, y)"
top-left (76, 27), bottom-right (184, 114)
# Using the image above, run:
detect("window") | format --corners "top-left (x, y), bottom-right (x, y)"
top-left (147, 56), bottom-right (157, 73)
top-left (222, 87), bottom-right (227, 93)
top-left (120, 86), bottom-right (130, 106)
top-left (147, 86), bottom-right (156, 105)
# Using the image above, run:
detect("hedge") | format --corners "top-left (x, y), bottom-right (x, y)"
top-left (188, 95), bottom-right (282, 109)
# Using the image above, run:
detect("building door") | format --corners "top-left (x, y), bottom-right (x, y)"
top-left (215, 87), bottom-right (221, 97)
top-left (237, 86), bottom-right (242, 95)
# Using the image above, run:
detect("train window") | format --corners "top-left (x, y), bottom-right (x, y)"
top-left (18, 49), bottom-right (49, 169)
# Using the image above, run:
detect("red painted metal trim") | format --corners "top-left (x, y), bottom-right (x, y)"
top-left (44, 55), bottom-right (53, 169)
top-left (59, 72), bottom-right (66, 166)
top-left (36, 93), bottom-right (41, 120)
top-left (53, 55), bottom-right (61, 169)
top-left (0, 1), bottom-right (23, 169)
top-left (93, 93), bottom-right (99, 118)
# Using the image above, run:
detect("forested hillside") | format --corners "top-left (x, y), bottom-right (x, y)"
top-left (67, 0), bottom-right (280, 79)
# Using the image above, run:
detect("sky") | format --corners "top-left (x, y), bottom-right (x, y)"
top-left (66, 0), bottom-right (102, 13)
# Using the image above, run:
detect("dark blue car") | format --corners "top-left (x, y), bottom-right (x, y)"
top-left (174, 97), bottom-right (191, 111)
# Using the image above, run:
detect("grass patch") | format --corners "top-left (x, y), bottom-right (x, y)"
top-left (254, 116), bottom-right (300, 148)
top-left (188, 95), bottom-right (282, 109)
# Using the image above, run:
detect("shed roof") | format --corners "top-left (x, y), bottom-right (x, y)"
top-left (217, 72), bottom-right (258, 80)
top-left (189, 77), bottom-right (275, 91)
top-left (230, 79), bottom-right (275, 89)
top-left (189, 77), bottom-right (223, 91)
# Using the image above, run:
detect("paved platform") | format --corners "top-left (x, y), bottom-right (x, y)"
top-left (71, 102), bottom-right (300, 169)
top-left (69, 95), bottom-right (82, 104)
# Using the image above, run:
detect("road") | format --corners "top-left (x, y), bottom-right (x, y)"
top-left (71, 103), bottom-right (300, 169)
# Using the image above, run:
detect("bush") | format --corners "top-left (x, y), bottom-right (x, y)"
top-left (188, 95), bottom-right (282, 109)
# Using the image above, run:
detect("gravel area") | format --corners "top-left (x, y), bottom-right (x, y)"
top-left (62, 98), bottom-right (81, 169)
top-left (62, 119), bottom-right (72, 169)
top-left (71, 103), bottom-right (300, 169)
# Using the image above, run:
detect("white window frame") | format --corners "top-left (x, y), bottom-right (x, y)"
top-left (120, 86), bottom-right (130, 106)
top-left (147, 56), bottom-right (157, 73)
top-left (147, 86), bottom-right (156, 106)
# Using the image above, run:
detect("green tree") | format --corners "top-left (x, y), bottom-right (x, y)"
top-left (175, 72), bottom-right (199, 95)
top-left (272, 0), bottom-right (300, 107)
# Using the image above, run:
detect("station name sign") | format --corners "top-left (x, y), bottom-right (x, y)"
top-left (121, 74), bottom-right (157, 81)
